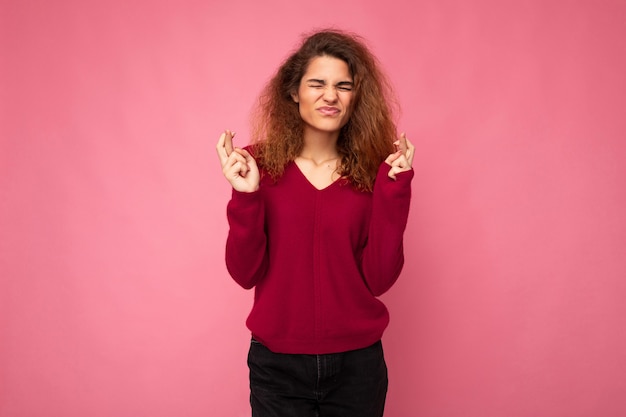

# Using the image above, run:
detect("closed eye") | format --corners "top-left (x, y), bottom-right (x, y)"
top-left (336, 82), bottom-right (353, 91)
top-left (305, 79), bottom-right (353, 91)
top-left (307, 79), bottom-right (326, 88)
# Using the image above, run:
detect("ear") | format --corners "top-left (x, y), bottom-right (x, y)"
top-left (291, 91), bottom-right (299, 103)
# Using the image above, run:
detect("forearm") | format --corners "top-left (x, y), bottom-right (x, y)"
top-left (225, 189), bottom-right (268, 289)
top-left (361, 163), bottom-right (414, 296)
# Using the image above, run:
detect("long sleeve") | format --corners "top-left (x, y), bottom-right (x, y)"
top-left (225, 189), bottom-right (268, 289)
top-left (361, 163), bottom-right (414, 296)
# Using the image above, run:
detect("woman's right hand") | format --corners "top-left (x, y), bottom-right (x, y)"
top-left (216, 129), bottom-right (260, 192)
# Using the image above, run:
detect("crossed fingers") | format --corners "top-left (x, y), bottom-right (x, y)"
top-left (386, 133), bottom-right (414, 180)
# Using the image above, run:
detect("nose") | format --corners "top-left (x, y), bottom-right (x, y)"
top-left (322, 86), bottom-right (338, 103)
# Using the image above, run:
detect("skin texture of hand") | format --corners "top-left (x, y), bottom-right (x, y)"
top-left (385, 132), bottom-right (415, 180)
top-left (216, 129), bottom-right (260, 192)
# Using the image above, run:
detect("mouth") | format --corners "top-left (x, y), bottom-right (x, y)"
top-left (317, 106), bottom-right (340, 116)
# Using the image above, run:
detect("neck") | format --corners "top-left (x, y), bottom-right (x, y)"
top-left (300, 128), bottom-right (340, 163)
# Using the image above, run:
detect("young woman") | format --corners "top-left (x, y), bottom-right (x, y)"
top-left (216, 29), bottom-right (414, 417)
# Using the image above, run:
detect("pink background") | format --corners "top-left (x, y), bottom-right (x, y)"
top-left (1, 0), bottom-right (625, 416)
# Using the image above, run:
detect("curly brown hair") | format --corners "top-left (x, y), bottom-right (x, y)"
top-left (250, 29), bottom-right (398, 191)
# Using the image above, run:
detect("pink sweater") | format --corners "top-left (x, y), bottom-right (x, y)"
top-left (225, 160), bottom-right (413, 354)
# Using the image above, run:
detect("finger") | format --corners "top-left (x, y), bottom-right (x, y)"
top-left (216, 132), bottom-right (229, 163)
top-left (224, 130), bottom-right (235, 156)
top-left (237, 147), bottom-right (259, 170)
top-left (236, 160), bottom-right (249, 177)
top-left (224, 157), bottom-right (249, 179)
top-left (222, 150), bottom-right (243, 171)
top-left (405, 137), bottom-right (415, 166)
top-left (397, 132), bottom-right (408, 155)
top-left (236, 147), bottom-right (254, 162)
top-left (388, 163), bottom-right (411, 180)
top-left (228, 151), bottom-right (249, 177)
top-left (390, 154), bottom-right (408, 170)
top-left (232, 147), bottom-right (249, 165)
top-left (385, 150), bottom-right (403, 166)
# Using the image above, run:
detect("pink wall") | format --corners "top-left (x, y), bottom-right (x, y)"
top-left (1, 1), bottom-right (625, 416)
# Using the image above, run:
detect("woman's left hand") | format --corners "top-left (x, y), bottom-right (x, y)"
top-left (385, 132), bottom-right (415, 180)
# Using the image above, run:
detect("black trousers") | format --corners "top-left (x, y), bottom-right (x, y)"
top-left (248, 339), bottom-right (388, 417)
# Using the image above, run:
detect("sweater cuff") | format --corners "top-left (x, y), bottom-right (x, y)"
top-left (227, 188), bottom-right (263, 219)
top-left (230, 188), bottom-right (261, 202)
top-left (378, 162), bottom-right (415, 183)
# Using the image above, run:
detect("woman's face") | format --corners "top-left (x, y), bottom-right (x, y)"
top-left (292, 55), bottom-right (353, 137)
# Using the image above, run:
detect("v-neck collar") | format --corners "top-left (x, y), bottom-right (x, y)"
top-left (291, 161), bottom-right (345, 191)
